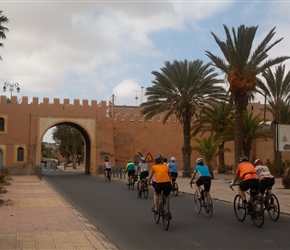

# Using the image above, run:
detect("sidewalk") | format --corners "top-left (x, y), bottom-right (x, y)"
top-left (0, 169), bottom-right (290, 250)
top-left (0, 175), bottom-right (118, 250)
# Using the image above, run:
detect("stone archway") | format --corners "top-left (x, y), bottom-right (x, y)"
top-left (38, 118), bottom-right (96, 175)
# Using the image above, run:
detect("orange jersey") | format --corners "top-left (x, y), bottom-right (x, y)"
top-left (236, 162), bottom-right (259, 180)
top-left (150, 163), bottom-right (171, 183)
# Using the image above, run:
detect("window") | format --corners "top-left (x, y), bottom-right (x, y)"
top-left (0, 118), bottom-right (4, 131)
top-left (17, 147), bottom-right (24, 162)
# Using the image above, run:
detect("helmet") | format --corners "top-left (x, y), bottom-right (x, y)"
top-left (254, 159), bottom-right (263, 166)
top-left (127, 160), bottom-right (132, 163)
top-left (196, 158), bottom-right (203, 165)
top-left (155, 155), bottom-right (164, 164)
top-left (171, 157), bottom-right (176, 162)
top-left (141, 157), bottom-right (146, 163)
top-left (239, 155), bottom-right (248, 162)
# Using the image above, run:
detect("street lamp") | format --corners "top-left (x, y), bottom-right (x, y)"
top-left (3, 82), bottom-right (20, 100)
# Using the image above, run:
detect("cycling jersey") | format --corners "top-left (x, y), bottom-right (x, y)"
top-left (236, 162), bottom-right (259, 180)
top-left (126, 162), bottom-right (135, 171)
top-left (105, 161), bottom-right (111, 169)
top-left (150, 163), bottom-right (171, 183)
top-left (254, 165), bottom-right (274, 180)
top-left (193, 165), bottom-right (211, 177)
top-left (137, 162), bottom-right (148, 172)
top-left (168, 162), bottom-right (178, 172)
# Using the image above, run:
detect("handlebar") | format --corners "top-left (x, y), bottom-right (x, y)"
top-left (229, 182), bottom-right (239, 191)
top-left (190, 181), bottom-right (195, 188)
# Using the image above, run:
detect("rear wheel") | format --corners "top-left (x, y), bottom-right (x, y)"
top-left (194, 191), bottom-right (201, 214)
top-left (252, 198), bottom-right (265, 228)
top-left (172, 182), bottom-right (179, 196)
top-left (233, 195), bottom-right (246, 222)
top-left (204, 192), bottom-right (213, 218)
top-left (130, 177), bottom-right (135, 190)
top-left (267, 194), bottom-right (280, 221)
top-left (162, 196), bottom-right (170, 231)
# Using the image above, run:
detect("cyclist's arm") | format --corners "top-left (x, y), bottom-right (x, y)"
top-left (148, 170), bottom-right (154, 184)
top-left (190, 171), bottom-right (197, 183)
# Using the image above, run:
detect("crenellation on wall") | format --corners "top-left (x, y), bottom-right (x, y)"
top-left (0, 95), bottom-right (6, 103)
top-left (54, 98), bottom-right (60, 105)
top-left (74, 99), bottom-right (80, 106)
top-left (22, 96), bottom-right (28, 104)
top-left (83, 99), bottom-right (89, 106)
top-left (43, 98), bottom-right (49, 105)
top-left (64, 98), bottom-right (70, 105)
top-left (32, 97), bottom-right (39, 104)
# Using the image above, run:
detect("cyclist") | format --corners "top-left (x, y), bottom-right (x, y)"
top-left (163, 157), bottom-right (169, 166)
top-left (254, 159), bottom-right (275, 197)
top-left (148, 155), bottom-right (172, 217)
top-left (190, 158), bottom-right (211, 201)
top-left (168, 157), bottom-right (178, 185)
top-left (104, 158), bottom-right (111, 178)
top-left (125, 160), bottom-right (136, 186)
top-left (137, 157), bottom-right (149, 196)
top-left (230, 155), bottom-right (260, 208)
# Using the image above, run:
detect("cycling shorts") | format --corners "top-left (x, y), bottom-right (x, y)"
top-left (105, 168), bottom-right (111, 172)
top-left (196, 176), bottom-right (211, 192)
top-left (239, 178), bottom-right (260, 194)
top-left (140, 171), bottom-right (149, 180)
top-left (154, 181), bottom-right (172, 196)
top-left (259, 178), bottom-right (275, 194)
top-left (128, 170), bottom-right (135, 177)
top-left (170, 172), bottom-right (178, 181)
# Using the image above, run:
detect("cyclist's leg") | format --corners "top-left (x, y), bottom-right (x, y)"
top-left (153, 183), bottom-right (161, 212)
top-left (195, 178), bottom-right (203, 199)
top-left (204, 177), bottom-right (211, 203)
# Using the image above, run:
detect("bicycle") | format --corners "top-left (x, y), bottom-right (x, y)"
top-left (263, 190), bottom-right (280, 221)
top-left (154, 191), bottom-right (171, 231)
top-left (190, 182), bottom-right (213, 218)
top-left (137, 177), bottom-right (149, 198)
top-left (171, 178), bottom-right (179, 197)
top-left (104, 169), bottom-right (111, 182)
top-left (230, 184), bottom-right (264, 228)
top-left (128, 173), bottom-right (137, 190)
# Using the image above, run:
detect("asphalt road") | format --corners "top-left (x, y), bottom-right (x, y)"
top-left (43, 171), bottom-right (290, 250)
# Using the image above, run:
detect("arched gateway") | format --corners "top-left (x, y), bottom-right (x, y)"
top-left (0, 95), bottom-right (115, 175)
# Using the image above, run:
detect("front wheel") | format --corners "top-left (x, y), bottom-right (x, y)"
top-left (233, 194), bottom-right (246, 222)
top-left (267, 194), bottom-right (280, 221)
top-left (194, 191), bottom-right (201, 214)
top-left (172, 182), bottom-right (179, 197)
top-left (130, 177), bottom-right (135, 190)
top-left (204, 192), bottom-right (213, 218)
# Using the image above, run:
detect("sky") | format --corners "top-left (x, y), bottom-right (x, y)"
top-left (1, 0), bottom-right (290, 142)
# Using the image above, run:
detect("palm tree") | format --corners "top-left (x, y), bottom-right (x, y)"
top-left (206, 25), bottom-right (289, 168)
top-left (0, 11), bottom-right (9, 60)
top-left (141, 60), bottom-right (227, 171)
top-left (224, 109), bottom-right (272, 159)
top-left (256, 64), bottom-right (290, 176)
top-left (191, 102), bottom-right (234, 171)
top-left (191, 135), bottom-right (230, 178)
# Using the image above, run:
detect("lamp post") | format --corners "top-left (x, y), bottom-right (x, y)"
top-left (3, 82), bottom-right (20, 100)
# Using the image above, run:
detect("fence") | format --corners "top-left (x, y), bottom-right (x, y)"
top-left (99, 165), bottom-right (126, 180)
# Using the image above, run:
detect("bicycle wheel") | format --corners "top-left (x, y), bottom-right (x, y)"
top-left (143, 182), bottom-right (149, 199)
top-left (267, 194), bottom-right (280, 221)
top-left (204, 192), bottom-right (213, 218)
top-left (172, 182), bottom-right (179, 197)
top-left (252, 198), bottom-right (265, 228)
top-left (137, 181), bottom-right (141, 197)
top-left (108, 172), bottom-right (111, 182)
top-left (154, 200), bottom-right (162, 224)
top-left (194, 191), bottom-right (202, 214)
top-left (162, 196), bottom-right (170, 231)
top-left (233, 195), bottom-right (246, 222)
top-left (130, 178), bottom-right (135, 190)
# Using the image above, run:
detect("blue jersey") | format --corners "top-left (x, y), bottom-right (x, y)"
top-left (194, 165), bottom-right (211, 177)
top-left (168, 162), bottom-right (178, 172)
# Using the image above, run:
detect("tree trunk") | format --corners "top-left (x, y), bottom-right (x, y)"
top-left (182, 118), bottom-right (192, 172)
top-left (233, 92), bottom-right (247, 170)
top-left (272, 122), bottom-right (283, 177)
top-left (218, 143), bottom-right (225, 171)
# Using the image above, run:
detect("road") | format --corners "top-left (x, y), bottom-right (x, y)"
top-left (43, 171), bottom-right (290, 250)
